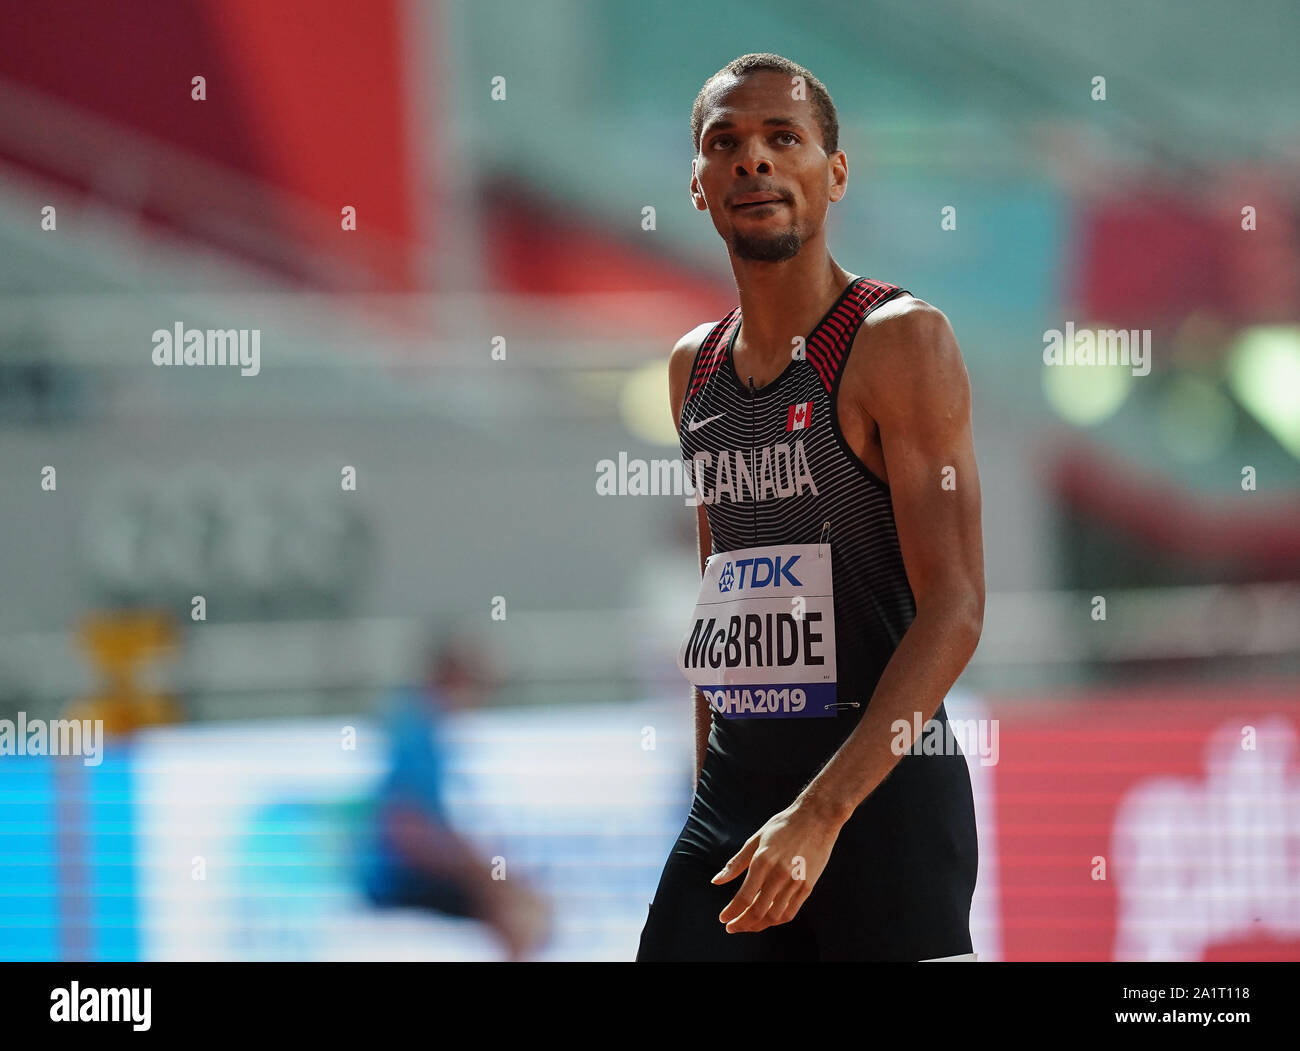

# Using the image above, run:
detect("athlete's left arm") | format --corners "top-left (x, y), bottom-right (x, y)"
top-left (810, 299), bottom-right (984, 806)
top-left (714, 300), bottom-right (984, 934)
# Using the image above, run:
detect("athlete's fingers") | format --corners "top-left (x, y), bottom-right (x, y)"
top-left (741, 863), bottom-right (809, 931)
top-left (720, 856), bottom-right (788, 930)
top-left (724, 878), bottom-right (783, 932)
top-left (711, 835), bottom-right (759, 885)
top-left (764, 879), bottom-right (806, 926)
top-left (718, 881), bottom-right (765, 927)
top-left (738, 879), bottom-right (795, 936)
top-left (723, 886), bottom-right (777, 932)
top-left (717, 857), bottom-right (771, 924)
top-left (768, 884), bottom-right (810, 927)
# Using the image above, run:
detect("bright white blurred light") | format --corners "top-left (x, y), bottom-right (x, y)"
top-left (619, 361), bottom-right (677, 446)
top-left (1041, 360), bottom-right (1133, 425)
top-left (1227, 326), bottom-right (1300, 459)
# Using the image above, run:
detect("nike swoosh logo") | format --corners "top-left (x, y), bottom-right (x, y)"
top-left (687, 413), bottom-right (726, 432)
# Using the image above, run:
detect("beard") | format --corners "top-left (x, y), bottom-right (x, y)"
top-left (731, 225), bottom-right (803, 262)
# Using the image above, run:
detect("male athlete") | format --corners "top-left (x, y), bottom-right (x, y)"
top-left (636, 53), bottom-right (984, 961)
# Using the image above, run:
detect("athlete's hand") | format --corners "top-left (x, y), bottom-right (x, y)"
top-left (478, 879), bottom-right (552, 961)
top-left (712, 801), bottom-right (841, 933)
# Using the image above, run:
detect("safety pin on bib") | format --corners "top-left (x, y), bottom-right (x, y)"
top-left (818, 519), bottom-right (846, 710)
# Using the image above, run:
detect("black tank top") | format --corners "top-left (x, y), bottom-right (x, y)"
top-left (680, 276), bottom-right (915, 778)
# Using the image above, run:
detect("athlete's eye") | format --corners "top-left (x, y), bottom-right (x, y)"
top-left (775, 131), bottom-right (799, 145)
top-left (710, 135), bottom-right (735, 150)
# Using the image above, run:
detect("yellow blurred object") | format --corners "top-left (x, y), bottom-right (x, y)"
top-left (64, 610), bottom-right (183, 735)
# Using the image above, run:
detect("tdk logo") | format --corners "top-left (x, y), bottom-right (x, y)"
top-left (717, 555), bottom-right (801, 592)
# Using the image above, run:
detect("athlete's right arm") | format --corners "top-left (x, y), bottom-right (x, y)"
top-left (669, 324), bottom-right (715, 788)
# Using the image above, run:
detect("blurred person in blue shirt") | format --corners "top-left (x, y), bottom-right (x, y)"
top-left (361, 632), bottom-right (550, 960)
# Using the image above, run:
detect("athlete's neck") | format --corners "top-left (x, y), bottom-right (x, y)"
top-left (729, 252), bottom-right (856, 381)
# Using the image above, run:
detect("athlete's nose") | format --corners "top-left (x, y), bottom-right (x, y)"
top-left (734, 159), bottom-right (773, 178)
top-left (733, 147), bottom-right (773, 178)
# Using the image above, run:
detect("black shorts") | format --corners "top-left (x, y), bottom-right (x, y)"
top-left (636, 738), bottom-right (978, 961)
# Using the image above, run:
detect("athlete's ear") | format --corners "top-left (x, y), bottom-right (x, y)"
top-left (690, 162), bottom-right (708, 211)
top-left (828, 149), bottom-right (848, 204)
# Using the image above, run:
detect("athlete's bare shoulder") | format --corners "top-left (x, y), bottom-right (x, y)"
top-left (668, 321), bottom-right (719, 431)
top-left (857, 293), bottom-right (957, 361)
top-left (846, 293), bottom-right (969, 416)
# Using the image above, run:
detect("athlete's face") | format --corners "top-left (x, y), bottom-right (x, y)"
top-left (691, 71), bottom-right (847, 263)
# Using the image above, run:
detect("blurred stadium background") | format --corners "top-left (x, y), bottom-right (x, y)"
top-left (1, 0), bottom-right (1298, 961)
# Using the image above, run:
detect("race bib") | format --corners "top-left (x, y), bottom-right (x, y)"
top-left (677, 543), bottom-right (837, 719)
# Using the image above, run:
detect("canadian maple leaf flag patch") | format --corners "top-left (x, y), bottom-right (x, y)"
top-left (786, 401), bottom-right (812, 431)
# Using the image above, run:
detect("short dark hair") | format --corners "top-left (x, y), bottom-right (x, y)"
top-left (691, 52), bottom-right (838, 155)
